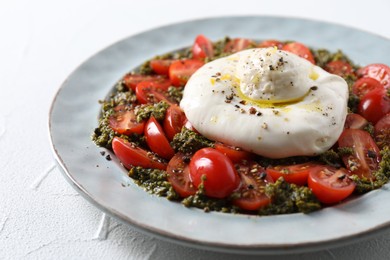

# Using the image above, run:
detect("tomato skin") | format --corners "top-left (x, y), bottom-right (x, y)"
top-left (266, 162), bottom-right (318, 186)
top-left (224, 38), bottom-right (254, 53)
top-left (169, 59), bottom-right (204, 87)
top-left (282, 42), bottom-right (315, 64)
top-left (338, 129), bottom-right (381, 179)
top-left (109, 105), bottom-right (145, 135)
top-left (325, 60), bottom-right (354, 77)
top-left (308, 166), bottom-right (355, 204)
top-left (344, 113), bottom-right (368, 130)
top-left (135, 81), bottom-right (175, 105)
top-left (214, 142), bottom-right (254, 163)
top-left (183, 119), bottom-right (199, 133)
top-left (150, 59), bottom-right (174, 75)
top-left (192, 34), bottom-right (214, 60)
top-left (358, 88), bottom-right (390, 124)
top-left (189, 148), bottom-right (240, 199)
top-left (258, 39), bottom-right (284, 49)
top-left (374, 113), bottom-right (390, 149)
top-left (357, 63), bottom-right (390, 89)
top-left (144, 117), bottom-right (175, 160)
top-left (232, 161), bottom-right (273, 211)
top-left (163, 104), bottom-right (186, 141)
top-left (123, 74), bottom-right (170, 91)
top-left (352, 77), bottom-right (383, 98)
top-left (112, 137), bottom-right (167, 170)
top-left (167, 153), bottom-right (197, 197)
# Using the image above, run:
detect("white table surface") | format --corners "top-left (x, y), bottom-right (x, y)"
top-left (1, 0), bottom-right (390, 259)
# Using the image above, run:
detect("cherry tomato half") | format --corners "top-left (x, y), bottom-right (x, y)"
top-left (192, 34), bottom-right (214, 60)
top-left (232, 161), bottom-right (273, 211)
top-left (163, 104), bottom-right (186, 141)
top-left (167, 153), bottom-right (197, 197)
top-left (144, 117), bottom-right (175, 160)
top-left (358, 87), bottom-right (390, 124)
top-left (266, 162), bottom-right (319, 186)
top-left (109, 105), bottom-right (145, 135)
top-left (169, 59), bottom-right (204, 87)
top-left (325, 60), bottom-right (354, 77)
top-left (344, 113), bottom-right (368, 130)
top-left (308, 166), bottom-right (355, 204)
top-left (150, 59), bottom-right (174, 76)
top-left (112, 137), bottom-right (167, 170)
top-left (357, 63), bottom-right (390, 89)
top-left (135, 81), bottom-right (176, 105)
top-left (123, 74), bottom-right (170, 91)
top-left (189, 148), bottom-right (240, 198)
top-left (338, 129), bottom-right (381, 179)
top-left (282, 42), bottom-right (315, 64)
top-left (214, 142), bottom-right (254, 163)
top-left (352, 77), bottom-right (383, 98)
top-left (374, 113), bottom-right (390, 149)
top-left (223, 38), bottom-right (254, 53)
top-left (258, 39), bottom-right (284, 49)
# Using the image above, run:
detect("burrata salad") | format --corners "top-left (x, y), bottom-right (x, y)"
top-left (93, 35), bottom-right (390, 215)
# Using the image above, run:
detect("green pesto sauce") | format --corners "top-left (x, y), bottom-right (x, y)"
top-left (92, 37), bottom-right (390, 216)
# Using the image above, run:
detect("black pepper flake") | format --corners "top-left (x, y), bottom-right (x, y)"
top-left (105, 154), bottom-right (111, 161)
top-left (367, 150), bottom-right (377, 159)
top-left (239, 100), bottom-right (247, 105)
top-left (256, 112), bottom-right (262, 116)
top-left (100, 151), bottom-right (106, 156)
top-left (269, 65), bottom-right (274, 70)
top-left (310, 86), bottom-right (318, 91)
top-left (234, 104), bottom-right (240, 108)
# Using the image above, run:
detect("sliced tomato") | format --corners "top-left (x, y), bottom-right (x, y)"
top-left (357, 63), bottom-right (390, 89)
top-left (112, 137), bottom-right (167, 170)
top-left (150, 59), bottom-right (174, 75)
top-left (344, 113), bottom-right (368, 130)
top-left (258, 39), bottom-right (284, 49)
top-left (308, 166), bottom-right (355, 204)
top-left (374, 113), bottom-right (390, 149)
top-left (266, 162), bottom-right (319, 186)
top-left (189, 148), bottom-right (240, 198)
top-left (135, 81), bottom-right (176, 105)
top-left (123, 74), bottom-right (170, 91)
top-left (325, 60), bottom-right (354, 77)
top-left (167, 153), bottom-right (197, 197)
top-left (282, 42), bottom-right (315, 64)
top-left (232, 161), bottom-right (273, 211)
top-left (144, 117), bottom-right (175, 160)
top-left (338, 129), bottom-right (381, 179)
top-left (163, 104), bottom-right (186, 141)
top-left (214, 142), bottom-right (254, 163)
top-left (358, 87), bottom-right (390, 124)
top-left (192, 34), bottom-right (214, 60)
top-left (169, 59), bottom-right (204, 87)
top-left (223, 38), bottom-right (254, 53)
top-left (352, 77), bottom-right (383, 98)
top-left (109, 105), bottom-right (145, 135)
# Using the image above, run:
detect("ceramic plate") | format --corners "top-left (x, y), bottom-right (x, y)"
top-left (49, 16), bottom-right (390, 254)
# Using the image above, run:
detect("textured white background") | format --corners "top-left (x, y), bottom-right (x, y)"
top-left (1, 0), bottom-right (390, 259)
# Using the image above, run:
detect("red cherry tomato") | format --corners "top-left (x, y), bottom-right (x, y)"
top-left (374, 113), bottom-right (390, 149)
top-left (325, 60), bottom-right (354, 77)
top-left (150, 59), bottom-right (174, 75)
top-left (169, 59), bottom-right (204, 87)
top-left (183, 119), bottom-right (198, 133)
top-left (352, 77), bottom-right (383, 98)
top-left (214, 142), bottom-right (254, 163)
top-left (192, 34), bottom-right (214, 60)
top-left (344, 113), bottom-right (368, 130)
top-left (232, 161), bottom-right (273, 211)
top-left (189, 148), bottom-right (240, 198)
top-left (358, 88), bottom-right (390, 124)
top-left (109, 105), bottom-right (145, 135)
top-left (167, 153), bottom-right (197, 197)
top-left (163, 104), bottom-right (186, 141)
top-left (266, 162), bottom-right (319, 186)
top-left (144, 117), bottom-right (175, 160)
top-left (258, 39), bottom-right (284, 49)
top-left (123, 74), bottom-right (170, 91)
top-left (112, 137), bottom-right (167, 170)
top-left (223, 38), bottom-right (254, 53)
top-left (282, 42), bottom-right (315, 64)
top-left (357, 63), bottom-right (390, 89)
top-left (135, 81), bottom-right (176, 105)
top-left (338, 129), bottom-right (381, 179)
top-left (308, 166), bottom-right (355, 204)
